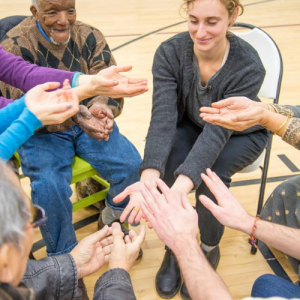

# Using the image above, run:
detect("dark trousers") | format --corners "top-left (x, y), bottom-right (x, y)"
top-left (163, 117), bottom-right (268, 246)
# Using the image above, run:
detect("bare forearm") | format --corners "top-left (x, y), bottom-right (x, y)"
top-left (173, 239), bottom-right (232, 300)
top-left (254, 220), bottom-right (300, 260)
top-left (72, 85), bottom-right (92, 102)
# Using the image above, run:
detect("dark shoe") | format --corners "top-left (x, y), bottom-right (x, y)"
top-left (201, 244), bottom-right (220, 270)
top-left (156, 247), bottom-right (181, 298)
top-left (74, 279), bottom-right (89, 300)
top-left (98, 213), bottom-right (143, 260)
top-left (180, 282), bottom-right (191, 300)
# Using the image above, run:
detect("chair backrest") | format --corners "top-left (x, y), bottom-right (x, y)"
top-left (231, 23), bottom-right (283, 103)
top-left (231, 23), bottom-right (283, 173)
top-left (0, 15), bottom-right (27, 42)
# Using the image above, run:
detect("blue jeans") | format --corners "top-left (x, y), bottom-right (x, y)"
top-left (19, 123), bottom-right (141, 255)
top-left (251, 274), bottom-right (300, 298)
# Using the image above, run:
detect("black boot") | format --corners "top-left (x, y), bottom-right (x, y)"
top-left (156, 247), bottom-right (181, 298)
top-left (180, 282), bottom-right (191, 300)
top-left (201, 244), bottom-right (220, 270)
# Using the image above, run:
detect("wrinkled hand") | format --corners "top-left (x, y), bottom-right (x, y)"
top-left (85, 65), bottom-right (148, 99)
top-left (109, 222), bottom-right (146, 272)
top-left (199, 169), bottom-right (254, 234)
top-left (140, 178), bottom-right (198, 251)
top-left (72, 105), bottom-right (107, 141)
top-left (89, 103), bottom-right (114, 141)
top-left (200, 97), bottom-right (265, 131)
top-left (70, 225), bottom-right (114, 279)
top-left (25, 80), bottom-right (79, 125)
top-left (113, 182), bottom-right (147, 225)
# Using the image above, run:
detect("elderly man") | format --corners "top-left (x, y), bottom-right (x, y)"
top-left (0, 0), bottom-right (142, 264)
top-left (0, 161), bottom-right (145, 300)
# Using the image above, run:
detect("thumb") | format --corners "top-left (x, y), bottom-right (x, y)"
top-left (111, 222), bottom-right (125, 246)
top-left (38, 82), bottom-right (61, 91)
top-left (198, 195), bottom-right (220, 217)
top-left (114, 65), bottom-right (132, 73)
top-left (78, 105), bottom-right (92, 119)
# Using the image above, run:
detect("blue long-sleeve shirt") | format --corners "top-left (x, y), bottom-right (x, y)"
top-left (0, 96), bottom-right (42, 161)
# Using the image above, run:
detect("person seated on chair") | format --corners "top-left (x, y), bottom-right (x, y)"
top-left (139, 174), bottom-right (300, 299)
top-left (0, 80), bottom-right (79, 161)
top-left (112, 0), bottom-right (269, 298)
top-left (0, 0), bottom-right (144, 268)
top-left (200, 96), bottom-right (300, 288)
top-left (0, 160), bottom-right (146, 300)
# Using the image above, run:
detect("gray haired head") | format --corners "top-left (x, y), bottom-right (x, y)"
top-left (0, 161), bottom-right (30, 249)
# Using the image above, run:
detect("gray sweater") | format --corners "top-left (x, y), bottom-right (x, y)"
top-left (141, 32), bottom-right (266, 188)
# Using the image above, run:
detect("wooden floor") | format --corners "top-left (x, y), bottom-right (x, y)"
top-left (1, 0), bottom-right (300, 299)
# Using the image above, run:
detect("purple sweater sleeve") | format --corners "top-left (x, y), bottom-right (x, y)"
top-left (0, 45), bottom-right (75, 94)
top-left (0, 96), bottom-right (13, 109)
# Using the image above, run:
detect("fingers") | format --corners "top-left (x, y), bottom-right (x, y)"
top-left (198, 194), bottom-right (221, 217)
top-left (111, 222), bottom-right (125, 246)
top-left (38, 82), bottom-right (61, 91)
top-left (181, 193), bottom-right (194, 213)
top-left (99, 235), bottom-right (114, 248)
top-left (135, 225), bottom-right (146, 245)
top-left (134, 209), bottom-right (144, 224)
top-left (113, 189), bottom-right (131, 204)
top-left (140, 202), bottom-right (157, 230)
top-left (199, 107), bottom-right (220, 114)
top-left (128, 208), bottom-right (139, 225)
top-left (155, 178), bottom-right (174, 203)
top-left (119, 204), bottom-right (134, 223)
top-left (211, 98), bottom-right (234, 108)
top-left (113, 65), bottom-right (133, 73)
top-left (144, 181), bottom-right (167, 208)
top-left (127, 78), bottom-right (148, 85)
top-left (64, 79), bottom-right (71, 89)
top-left (82, 225), bottom-right (111, 245)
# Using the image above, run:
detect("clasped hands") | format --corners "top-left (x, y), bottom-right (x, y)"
top-left (73, 102), bottom-right (114, 141)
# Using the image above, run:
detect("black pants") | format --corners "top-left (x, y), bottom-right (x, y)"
top-left (163, 117), bottom-right (268, 246)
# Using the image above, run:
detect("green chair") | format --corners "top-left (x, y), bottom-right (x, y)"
top-left (14, 153), bottom-right (110, 211)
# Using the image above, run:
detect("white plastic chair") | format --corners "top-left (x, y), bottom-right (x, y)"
top-left (231, 23), bottom-right (283, 253)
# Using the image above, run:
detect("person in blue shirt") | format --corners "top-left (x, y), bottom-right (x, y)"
top-left (0, 80), bottom-right (78, 161)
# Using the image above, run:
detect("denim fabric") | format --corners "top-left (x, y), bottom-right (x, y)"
top-left (163, 116), bottom-right (268, 246)
top-left (19, 123), bottom-right (141, 255)
top-left (251, 274), bottom-right (300, 298)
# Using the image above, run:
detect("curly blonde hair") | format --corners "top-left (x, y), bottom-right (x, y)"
top-left (181, 0), bottom-right (244, 16)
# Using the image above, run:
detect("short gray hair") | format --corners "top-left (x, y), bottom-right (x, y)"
top-left (0, 161), bottom-right (30, 249)
top-left (31, 0), bottom-right (42, 7)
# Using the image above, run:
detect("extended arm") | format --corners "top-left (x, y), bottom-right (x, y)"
top-left (199, 169), bottom-right (300, 260)
top-left (200, 97), bottom-right (300, 150)
top-left (140, 179), bottom-right (232, 300)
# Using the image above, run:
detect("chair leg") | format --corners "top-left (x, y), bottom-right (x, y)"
top-left (251, 134), bottom-right (273, 254)
top-left (29, 251), bottom-right (36, 260)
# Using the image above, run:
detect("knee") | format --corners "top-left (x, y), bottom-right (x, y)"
top-left (251, 274), bottom-right (277, 297)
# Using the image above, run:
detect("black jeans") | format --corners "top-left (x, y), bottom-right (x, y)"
top-left (163, 117), bottom-right (268, 246)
